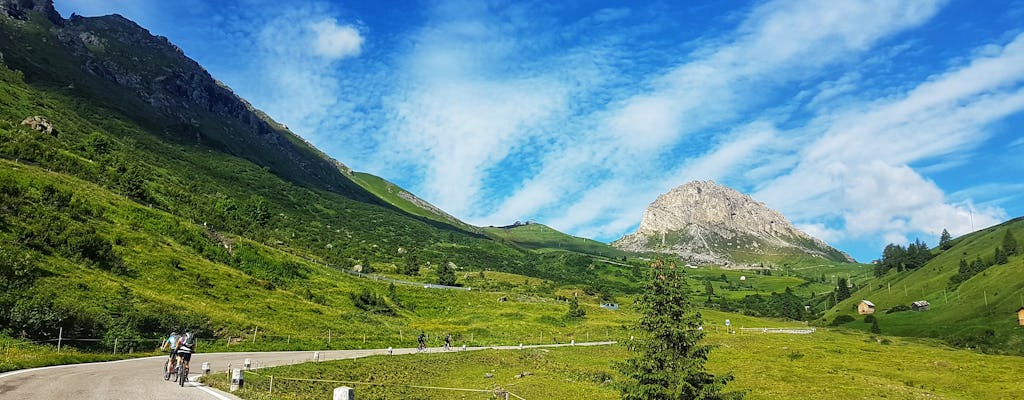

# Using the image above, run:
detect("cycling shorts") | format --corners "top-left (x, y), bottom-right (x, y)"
top-left (176, 349), bottom-right (193, 362)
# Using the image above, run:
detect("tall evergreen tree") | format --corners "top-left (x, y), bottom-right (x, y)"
top-left (939, 229), bottom-right (953, 250)
top-left (618, 259), bottom-right (743, 400)
top-left (1004, 230), bottom-right (1018, 256)
top-left (835, 277), bottom-right (851, 302)
top-left (994, 247), bottom-right (1008, 265)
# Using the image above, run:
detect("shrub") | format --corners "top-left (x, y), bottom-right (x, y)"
top-left (886, 305), bottom-right (911, 314)
top-left (350, 288), bottom-right (394, 316)
top-left (830, 315), bottom-right (856, 326)
top-left (864, 314), bottom-right (876, 323)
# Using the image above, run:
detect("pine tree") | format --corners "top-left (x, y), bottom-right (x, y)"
top-left (565, 296), bottom-right (586, 319)
top-left (939, 229), bottom-right (953, 250)
top-left (870, 318), bottom-right (881, 334)
top-left (617, 259), bottom-right (744, 400)
top-left (437, 261), bottom-right (456, 286)
top-left (994, 247), bottom-right (1008, 265)
top-left (836, 277), bottom-right (851, 302)
top-left (1004, 230), bottom-right (1018, 256)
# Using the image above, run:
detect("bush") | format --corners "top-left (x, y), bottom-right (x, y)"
top-left (863, 314), bottom-right (876, 323)
top-left (886, 305), bottom-right (911, 314)
top-left (829, 315), bottom-right (856, 326)
top-left (350, 288), bottom-right (394, 316)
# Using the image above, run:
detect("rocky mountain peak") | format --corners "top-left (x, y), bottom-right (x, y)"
top-left (615, 180), bottom-right (854, 265)
top-left (1, 0), bottom-right (62, 26)
top-left (636, 180), bottom-right (798, 237)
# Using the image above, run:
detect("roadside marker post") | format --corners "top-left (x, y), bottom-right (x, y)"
top-left (333, 386), bottom-right (355, 400)
top-left (230, 369), bottom-right (244, 391)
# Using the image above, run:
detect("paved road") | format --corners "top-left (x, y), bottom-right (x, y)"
top-left (0, 342), bottom-right (615, 399)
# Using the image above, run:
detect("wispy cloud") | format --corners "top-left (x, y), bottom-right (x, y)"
top-left (52, 0), bottom-right (1024, 262)
top-left (490, 0), bottom-right (945, 237)
top-left (753, 32), bottom-right (1024, 250)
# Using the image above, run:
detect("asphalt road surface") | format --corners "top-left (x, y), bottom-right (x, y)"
top-left (0, 342), bottom-right (614, 399)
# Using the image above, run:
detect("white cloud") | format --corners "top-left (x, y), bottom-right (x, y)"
top-left (310, 19), bottom-right (363, 60)
top-left (752, 34), bottom-right (1024, 246)
top-left (487, 0), bottom-right (943, 238)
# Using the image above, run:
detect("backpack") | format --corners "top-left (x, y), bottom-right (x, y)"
top-left (180, 332), bottom-right (196, 348)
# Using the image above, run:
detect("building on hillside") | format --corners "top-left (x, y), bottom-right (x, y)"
top-left (857, 300), bottom-right (876, 315)
top-left (1018, 307), bottom-right (1024, 326)
top-left (600, 303), bottom-right (619, 311)
top-left (912, 300), bottom-right (930, 311)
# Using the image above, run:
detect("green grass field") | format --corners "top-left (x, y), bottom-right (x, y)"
top-left (203, 310), bottom-right (1024, 400)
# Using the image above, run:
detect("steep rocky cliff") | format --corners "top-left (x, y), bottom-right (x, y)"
top-left (614, 181), bottom-right (854, 266)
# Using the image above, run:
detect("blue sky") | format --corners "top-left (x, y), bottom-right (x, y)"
top-left (54, 0), bottom-right (1024, 262)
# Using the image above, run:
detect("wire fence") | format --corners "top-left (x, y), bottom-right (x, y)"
top-left (235, 368), bottom-right (527, 399)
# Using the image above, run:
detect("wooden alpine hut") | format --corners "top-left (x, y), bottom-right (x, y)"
top-left (858, 300), bottom-right (876, 315)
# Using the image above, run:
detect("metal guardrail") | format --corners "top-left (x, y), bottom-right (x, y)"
top-left (738, 327), bottom-right (817, 334)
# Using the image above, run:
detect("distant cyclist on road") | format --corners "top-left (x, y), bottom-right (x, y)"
top-left (174, 331), bottom-right (198, 378)
top-left (444, 333), bottom-right (452, 351)
top-left (160, 331), bottom-right (181, 379)
top-left (417, 332), bottom-right (427, 351)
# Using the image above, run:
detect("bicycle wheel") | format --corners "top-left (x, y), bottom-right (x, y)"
top-left (163, 359), bottom-right (170, 381)
top-left (177, 360), bottom-right (187, 387)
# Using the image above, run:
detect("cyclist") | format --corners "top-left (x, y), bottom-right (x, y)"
top-left (159, 331), bottom-right (181, 379)
top-left (417, 332), bottom-right (427, 351)
top-left (444, 333), bottom-right (452, 351)
top-left (174, 331), bottom-right (198, 381)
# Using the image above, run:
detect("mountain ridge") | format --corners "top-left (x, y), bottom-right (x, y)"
top-left (1, 0), bottom-right (377, 202)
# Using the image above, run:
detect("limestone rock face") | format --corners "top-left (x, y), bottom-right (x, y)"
top-left (614, 181), bottom-right (854, 266)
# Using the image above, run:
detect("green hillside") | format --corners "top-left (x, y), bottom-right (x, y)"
top-left (0, 2), bottom-right (651, 355)
top-left (822, 218), bottom-right (1024, 354)
top-left (349, 172), bottom-right (476, 232)
top-left (483, 222), bottom-right (629, 258)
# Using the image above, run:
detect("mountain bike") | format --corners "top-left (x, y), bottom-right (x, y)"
top-left (163, 357), bottom-right (177, 381)
top-left (176, 354), bottom-right (190, 387)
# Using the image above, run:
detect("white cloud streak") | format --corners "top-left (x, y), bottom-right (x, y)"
top-left (489, 0), bottom-right (945, 237)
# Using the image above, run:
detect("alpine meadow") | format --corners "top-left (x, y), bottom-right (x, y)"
top-left (2, 1), bottom-right (1023, 400)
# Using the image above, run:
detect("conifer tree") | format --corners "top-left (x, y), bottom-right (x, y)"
top-left (939, 229), bottom-right (953, 250)
top-left (617, 259), bottom-right (743, 400)
top-left (1004, 230), bottom-right (1018, 256)
top-left (994, 247), bottom-right (1008, 265)
top-left (565, 296), bottom-right (586, 319)
top-left (437, 261), bottom-right (456, 286)
top-left (836, 277), bottom-right (851, 302)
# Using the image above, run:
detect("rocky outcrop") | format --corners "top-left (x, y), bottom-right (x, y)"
top-left (614, 181), bottom-right (854, 266)
top-left (21, 116), bottom-right (56, 135)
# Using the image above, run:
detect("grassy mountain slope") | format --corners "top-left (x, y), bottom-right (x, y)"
top-left (0, 7), bottom-right (375, 202)
top-left (348, 172), bottom-right (477, 232)
top-left (822, 218), bottom-right (1024, 354)
top-left (0, 3), bottom-right (653, 352)
top-left (483, 222), bottom-right (629, 258)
